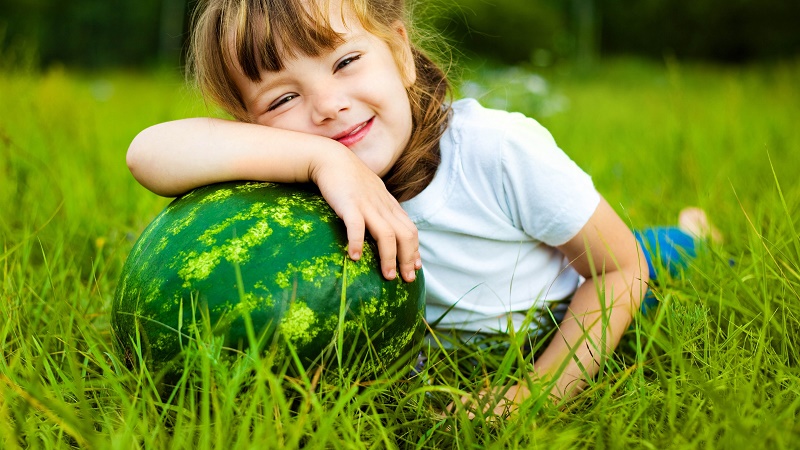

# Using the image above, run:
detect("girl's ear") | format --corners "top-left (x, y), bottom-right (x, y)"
top-left (392, 21), bottom-right (417, 87)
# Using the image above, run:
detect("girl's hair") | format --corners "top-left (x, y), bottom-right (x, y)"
top-left (189, 0), bottom-right (451, 201)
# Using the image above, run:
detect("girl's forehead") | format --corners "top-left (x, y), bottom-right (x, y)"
top-left (280, 0), bottom-right (359, 34)
top-left (308, 0), bottom-right (358, 33)
top-left (221, 0), bottom-right (352, 81)
top-left (226, 0), bottom-right (367, 79)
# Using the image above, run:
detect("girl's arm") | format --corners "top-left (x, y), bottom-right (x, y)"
top-left (538, 196), bottom-right (649, 397)
top-left (127, 118), bottom-right (421, 282)
top-left (486, 197), bottom-right (649, 413)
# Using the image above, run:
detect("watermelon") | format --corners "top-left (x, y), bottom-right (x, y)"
top-left (112, 181), bottom-right (425, 381)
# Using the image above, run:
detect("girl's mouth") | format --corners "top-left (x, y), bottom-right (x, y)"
top-left (333, 117), bottom-right (374, 147)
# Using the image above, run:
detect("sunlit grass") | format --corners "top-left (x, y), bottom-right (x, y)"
top-left (2, 57), bottom-right (800, 448)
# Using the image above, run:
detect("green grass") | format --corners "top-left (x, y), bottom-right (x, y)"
top-left (2, 57), bottom-right (800, 448)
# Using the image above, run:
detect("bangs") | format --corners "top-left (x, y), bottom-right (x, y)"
top-left (191, 0), bottom-right (404, 121)
top-left (223, 0), bottom-right (347, 81)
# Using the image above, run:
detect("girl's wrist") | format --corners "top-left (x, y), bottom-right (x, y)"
top-left (306, 139), bottom-right (356, 185)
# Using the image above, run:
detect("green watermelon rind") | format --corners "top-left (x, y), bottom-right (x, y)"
top-left (112, 181), bottom-right (425, 381)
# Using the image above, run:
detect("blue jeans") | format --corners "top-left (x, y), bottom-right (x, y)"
top-left (634, 227), bottom-right (698, 312)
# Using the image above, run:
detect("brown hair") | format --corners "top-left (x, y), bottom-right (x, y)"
top-left (188, 0), bottom-right (450, 201)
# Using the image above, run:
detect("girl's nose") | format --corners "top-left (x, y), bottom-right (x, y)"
top-left (309, 91), bottom-right (349, 125)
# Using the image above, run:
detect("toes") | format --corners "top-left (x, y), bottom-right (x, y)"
top-left (678, 207), bottom-right (723, 244)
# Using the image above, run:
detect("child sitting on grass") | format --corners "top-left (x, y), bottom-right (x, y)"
top-left (127, 0), bottom-right (713, 413)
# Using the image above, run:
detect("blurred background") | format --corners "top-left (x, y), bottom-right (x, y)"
top-left (1, 0), bottom-right (798, 71)
top-left (2, 2), bottom-right (800, 446)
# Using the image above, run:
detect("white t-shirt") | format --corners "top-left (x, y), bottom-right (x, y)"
top-left (400, 99), bottom-right (600, 333)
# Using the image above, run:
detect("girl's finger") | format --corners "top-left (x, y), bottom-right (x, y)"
top-left (393, 220), bottom-right (420, 282)
top-left (380, 199), bottom-right (420, 282)
top-left (341, 214), bottom-right (366, 263)
top-left (366, 218), bottom-right (399, 281)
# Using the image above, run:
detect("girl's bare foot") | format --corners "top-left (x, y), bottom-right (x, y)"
top-left (678, 207), bottom-right (723, 244)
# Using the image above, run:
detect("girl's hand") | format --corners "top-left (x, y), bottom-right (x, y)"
top-left (450, 383), bottom-right (534, 419)
top-left (309, 146), bottom-right (421, 282)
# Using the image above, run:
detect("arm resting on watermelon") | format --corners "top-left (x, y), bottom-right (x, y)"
top-left (127, 118), bottom-right (422, 282)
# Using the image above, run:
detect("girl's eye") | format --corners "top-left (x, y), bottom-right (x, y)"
top-left (335, 54), bottom-right (361, 72)
top-left (267, 94), bottom-right (298, 112)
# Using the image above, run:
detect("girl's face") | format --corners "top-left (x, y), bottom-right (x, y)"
top-left (231, 4), bottom-right (416, 178)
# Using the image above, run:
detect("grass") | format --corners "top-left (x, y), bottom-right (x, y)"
top-left (2, 57), bottom-right (800, 448)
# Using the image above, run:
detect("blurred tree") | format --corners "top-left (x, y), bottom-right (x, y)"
top-left (599, 0), bottom-right (800, 62)
top-left (0, 0), bottom-right (798, 69)
top-left (572, 0), bottom-right (597, 68)
top-left (423, 0), bottom-right (569, 64)
top-left (158, 0), bottom-right (188, 65)
top-left (1, 0), bottom-right (166, 68)
top-left (423, 0), bottom-right (799, 65)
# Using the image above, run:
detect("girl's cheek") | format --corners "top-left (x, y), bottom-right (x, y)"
top-left (264, 114), bottom-right (289, 129)
top-left (264, 112), bottom-right (297, 131)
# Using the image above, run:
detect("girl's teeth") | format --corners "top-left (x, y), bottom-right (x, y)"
top-left (349, 123), bottom-right (365, 136)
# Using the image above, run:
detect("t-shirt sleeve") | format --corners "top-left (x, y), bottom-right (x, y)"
top-left (499, 113), bottom-right (600, 246)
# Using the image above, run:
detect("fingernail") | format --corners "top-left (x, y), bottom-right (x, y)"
top-left (415, 259), bottom-right (422, 269)
top-left (351, 251), bottom-right (361, 261)
top-left (406, 271), bottom-right (416, 281)
top-left (387, 269), bottom-right (396, 279)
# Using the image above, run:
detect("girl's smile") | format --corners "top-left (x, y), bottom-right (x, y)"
top-left (229, 3), bottom-right (416, 178)
top-left (332, 117), bottom-right (374, 147)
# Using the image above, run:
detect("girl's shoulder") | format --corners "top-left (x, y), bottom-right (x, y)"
top-left (448, 98), bottom-right (559, 158)
top-left (449, 99), bottom-right (556, 145)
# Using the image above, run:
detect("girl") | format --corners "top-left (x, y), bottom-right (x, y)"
top-left (127, 0), bottom-right (703, 410)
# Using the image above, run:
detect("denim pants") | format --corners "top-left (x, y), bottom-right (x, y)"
top-left (634, 226), bottom-right (698, 311)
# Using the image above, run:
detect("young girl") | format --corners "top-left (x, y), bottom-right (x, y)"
top-left (127, 0), bottom-right (703, 410)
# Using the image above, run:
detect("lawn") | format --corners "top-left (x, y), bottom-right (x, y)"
top-left (2, 57), bottom-right (799, 448)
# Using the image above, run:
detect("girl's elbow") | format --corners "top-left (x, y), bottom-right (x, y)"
top-left (126, 130), bottom-right (173, 196)
top-left (127, 127), bottom-right (153, 175)
top-left (127, 136), bottom-right (151, 187)
top-left (126, 142), bottom-right (143, 181)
